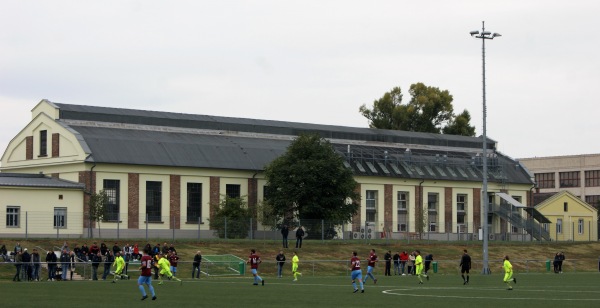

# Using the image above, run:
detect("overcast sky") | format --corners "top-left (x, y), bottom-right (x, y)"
top-left (1, 1), bottom-right (599, 162)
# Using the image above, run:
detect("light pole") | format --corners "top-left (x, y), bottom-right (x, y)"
top-left (470, 21), bottom-right (500, 275)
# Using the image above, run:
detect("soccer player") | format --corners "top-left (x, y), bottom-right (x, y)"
top-left (363, 249), bottom-right (378, 284)
top-left (350, 251), bottom-right (364, 293)
top-left (112, 252), bottom-right (129, 283)
top-left (292, 251), bottom-right (302, 281)
top-left (138, 248), bottom-right (157, 301)
top-left (156, 252), bottom-right (182, 285)
top-left (502, 255), bottom-right (516, 290)
top-left (248, 249), bottom-right (264, 286)
top-left (460, 249), bottom-right (471, 285)
top-left (414, 250), bottom-right (429, 284)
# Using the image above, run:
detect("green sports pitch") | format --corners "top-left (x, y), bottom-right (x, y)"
top-left (2, 272), bottom-right (600, 307)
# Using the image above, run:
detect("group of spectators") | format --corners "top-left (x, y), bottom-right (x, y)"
top-left (382, 250), bottom-right (434, 276)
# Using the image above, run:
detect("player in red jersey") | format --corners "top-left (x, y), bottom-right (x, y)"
top-left (364, 249), bottom-right (378, 284)
top-left (248, 249), bottom-right (264, 286)
top-left (138, 247), bottom-right (157, 301)
top-left (350, 251), bottom-right (364, 293)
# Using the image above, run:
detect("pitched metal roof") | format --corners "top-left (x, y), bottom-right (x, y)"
top-left (0, 173), bottom-right (85, 189)
top-left (47, 102), bottom-right (532, 184)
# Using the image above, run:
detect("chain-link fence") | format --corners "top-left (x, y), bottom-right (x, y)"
top-left (1, 210), bottom-right (597, 242)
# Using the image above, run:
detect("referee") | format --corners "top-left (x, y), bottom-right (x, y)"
top-left (460, 249), bottom-right (471, 285)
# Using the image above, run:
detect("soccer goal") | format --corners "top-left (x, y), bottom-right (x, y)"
top-left (201, 254), bottom-right (246, 277)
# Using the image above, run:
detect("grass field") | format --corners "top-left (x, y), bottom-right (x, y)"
top-left (1, 271), bottom-right (599, 307)
top-left (2, 239), bottom-right (600, 307)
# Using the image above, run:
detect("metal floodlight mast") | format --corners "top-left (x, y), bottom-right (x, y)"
top-left (471, 21), bottom-right (501, 275)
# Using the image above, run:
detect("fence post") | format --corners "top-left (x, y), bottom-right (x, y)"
top-left (198, 217), bottom-right (201, 241)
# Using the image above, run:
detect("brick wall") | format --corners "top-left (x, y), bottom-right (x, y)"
top-left (128, 173), bottom-right (139, 229)
top-left (170, 175), bottom-right (181, 229)
top-left (445, 187), bottom-right (452, 231)
top-left (78, 170), bottom-right (96, 228)
top-left (384, 184), bottom-right (392, 230)
top-left (248, 178), bottom-right (258, 219)
top-left (209, 177), bottom-right (220, 226)
top-left (52, 133), bottom-right (60, 157)
top-left (26, 136), bottom-right (33, 160)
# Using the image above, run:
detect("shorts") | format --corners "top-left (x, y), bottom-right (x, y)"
top-left (367, 266), bottom-right (374, 274)
top-left (160, 269), bottom-right (173, 277)
top-left (251, 268), bottom-right (258, 275)
top-left (292, 264), bottom-right (298, 272)
top-left (351, 270), bottom-right (363, 281)
top-left (138, 276), bottom-right (152, 285)
top-left (461, 267), bottom-right (470, 274)
top-left (503, 271), bottom-right (513, 282)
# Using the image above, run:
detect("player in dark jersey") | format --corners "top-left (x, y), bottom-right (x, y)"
top-left (364, 249), bottom-right (378, 284)
top-left (248, 249), bottom-right (264, 286)
top-left (138, 247), bottom-right (157, 301)
top-left (350, 251), bottom-right (364, 293)
top-left (460, 249), bottom-right (471, 285)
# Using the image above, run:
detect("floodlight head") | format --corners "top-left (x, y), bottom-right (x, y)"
top-left (482, 31), bottom-right (491, 35)
top-left (492, 33), bottom-right (502, 38)
top-left (470, 30), bottom-right (479, 36)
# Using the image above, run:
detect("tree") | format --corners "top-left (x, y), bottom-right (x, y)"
top-left (88, 190), bottom-right (108, 238)
top-left (263, 134), bottom-right (360, 238)
top-left (359, 82), bottom-right (476, 136)
top-left (210, 196), bottom-right (254, 239)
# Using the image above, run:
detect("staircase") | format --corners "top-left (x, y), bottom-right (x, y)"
top-left (490, 203), bottom-right (552, 241)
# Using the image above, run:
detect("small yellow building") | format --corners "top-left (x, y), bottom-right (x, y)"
top-left (535, 191), bottom-right (598, 241)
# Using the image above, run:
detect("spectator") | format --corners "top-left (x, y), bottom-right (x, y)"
top-left (46, 250), bottom-right (57, 281)
top-left (281, 225), bottom-right (289, 248)
top-left (112, 242), bottom-right (121, 256)
top-left (59, 249), bottom-right (70, 281)
top-left (89, 242), bottom-right (100, 256)
top-left (21, 248), bottom-right (31, 281)
top-left (393, 251), bottom-right (401, 275)
top-left (14, 242), bottom-right (22, 255)
top-left (103, 251), bottom-right (114, 280)
top-left (276, 250), bottom-right (285, 278)
top-left (407, 251), bottom-right (415, 275)
top-left (553, 252), bottom-right (560, 274)
top-left (0, 244), bottom-right (8, 261)
top-left (399, 251), bottom-right (409, 275)
top-left (123, 243), bottom-right (132, 274)
top-left (161, 242), bottom-right (169, 255)
top-left (91, 252), bottom-right (102, 280)
top-left (558, 252), bottom-right (565, 273)
top-left (100, 243), bottom-right (108, 256)
top-left (13, 250), bottom-right (22, 281)
top-left (73, 244), bottom-right (81, 261)
top-left (295, 226), bottom-right (305, 248)
top-left (61, 241), bottom-right (70, 253)
top-left (31, 248), bottom-right (41, 281)
top-left (153, 243), bottom-right (161, 256)
top-left (80, 243), bottom-right (89, 261)
top-left (132, 244), bottom-right (140, 260)
top-left (384, 250), bottom-right (392, 276)
top-left (69, 251), bottom-right (77, 280)
top-left (169, 243), bottom-right (176, 253)
top-left (424, 253), bottom-right (433, 274)
top-left (192, 251), bottom-right (202, 279)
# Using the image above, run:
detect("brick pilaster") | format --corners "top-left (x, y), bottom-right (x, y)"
top-left (26, 136), bottom-right (33, 160)
top-left (384, 184), bottom-right (393, 231)
top-left (170, 175), bottom-right (181, 229)
top-left (209, 177), bottom-right (220, 227)
top-left (52, 133), bottom-right (60, 157)
top-left (445, 187), bottom-right (452, 232)
top-left (128, 173), bottom-right (139, 229)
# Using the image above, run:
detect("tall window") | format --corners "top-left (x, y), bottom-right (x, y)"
top-left (556, 218), bottom-right (562, 234)
top-left (585, 170), bottom-right (600, 187)
top-left (456, 194), bottom-right (467, 232)
top-left (428, 193), bottom-right (438, 232)
top-left (39, 130), bottom-right (48, 157)
top-left (366, 190), bottom-right (377, 223)
top-left (146, 181), bottom-right (162, 222)
top-left (578, 219), bottom-right (584, 234)
top-left (226, 184), bottom-right (241, 199)
top-left (54, 207), bottom-right (67, 229)
top-left (559, 171), bottom-right (580, 188)
top-left (6, 206), bottom-right (20, 227)
top-left (103, 180), bottom-right (120, 221)
top-left (397, 192), bottom-right (408, 232)
top-left (535, 173), bottom-right (555, 189)
top-left (187, 183), bottom-right (202, 223)
top-left (585, 195), bottom-right (600, 210)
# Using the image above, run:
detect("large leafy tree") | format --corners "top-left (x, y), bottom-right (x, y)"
top-left (264, 134), bottom-right (360, 236)
top-left (359, 82), bottom-right (476, 136)
top-left (210, 196), bottom-right (254, 239)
